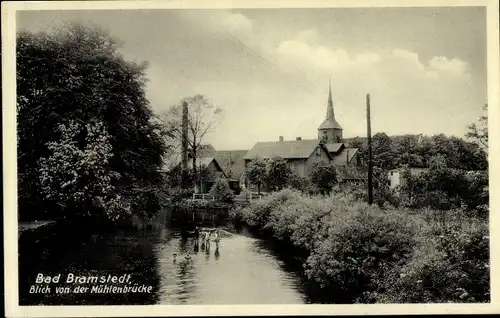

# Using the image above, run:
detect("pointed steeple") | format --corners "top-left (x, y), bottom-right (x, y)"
top-left (318, 78), bottom-right (342, 130)
top-left (326, 77), bottom-right (335, 120)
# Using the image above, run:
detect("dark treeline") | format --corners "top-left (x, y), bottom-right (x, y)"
top-left (345, 133), bottom-right (487, 171)
top-left (17, 23), bottom-right (168, 222)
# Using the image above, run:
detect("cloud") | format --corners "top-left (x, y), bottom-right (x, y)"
top-left (220, 12), bottom-right (253, 34)
top-left (429, 56), bottom-right (470, 76)
top-left (271, 31), bottom-right (477, 137)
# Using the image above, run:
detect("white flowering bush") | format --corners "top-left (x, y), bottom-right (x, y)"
top-left (38, 120), bottom-right (129, 220)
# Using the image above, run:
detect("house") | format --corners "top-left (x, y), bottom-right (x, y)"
top-left (214, 150), bottom-right (248, 192)
top-left (187, 156), bottom-right (226, 193)
top-left (244, 137), bottom-right (332, 176)
top-left (160, 146), bottom-right (227, 193)
top-left (388, 167), bottom-right (429, 190)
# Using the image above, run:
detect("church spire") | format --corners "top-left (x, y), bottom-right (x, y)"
top-left (317, 76), bottom-right (343, 140)
top-left (326, 77), bottom-right (335, 120)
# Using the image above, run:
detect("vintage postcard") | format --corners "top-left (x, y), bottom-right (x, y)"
top-left (3, 0), bottom-right (500, 316)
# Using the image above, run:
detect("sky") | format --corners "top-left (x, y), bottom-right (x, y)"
top-left (16, 6), bottom-right (487, 151)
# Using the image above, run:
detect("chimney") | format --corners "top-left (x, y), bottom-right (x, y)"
top-left (296, 137), bottom-right (302, 140)
top-left (279, 136), bottom-right (284, 142)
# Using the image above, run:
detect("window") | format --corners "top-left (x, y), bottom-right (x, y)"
top-left (316, 147), bottom-right (321, 156)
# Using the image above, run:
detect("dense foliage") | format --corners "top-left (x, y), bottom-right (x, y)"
top-left (400, 157), bottom-right (489, 215)
top-left (345, 133), bottom-right (487, 171)
top-left (266, 156), bottom-right (293, 191)
top-left (246, 158), bottom-right (267, 194)
top-left (466, 104), bottom-right (488, 149)
top-left (309, 161), bottom-right (339, 195)
top-left (17, 24), bottom-right (167, 221)
top-left (209, 178), bottom-right (235, 203)
top-left (229, 189), bottom-right (489, 304)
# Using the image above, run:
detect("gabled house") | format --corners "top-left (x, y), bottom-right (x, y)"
top-left (186, 156), bottom-right (226, 193)
top-left (160, 144), bottom-right (227, 193)
top-left (214, 150), bottom-right (248, 192)
top-left (243, 137), bottom-right (333, 190)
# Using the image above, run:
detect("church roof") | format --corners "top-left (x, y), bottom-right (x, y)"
top-left (244, 139), bottom-right (329, 160)
top-left (318, 80), bottom-right (343, 130)
top-left (318, 118), bottom-right (343, 130)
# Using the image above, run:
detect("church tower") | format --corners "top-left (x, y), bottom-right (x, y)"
top-left (318, 80), bottom-right (343, 143)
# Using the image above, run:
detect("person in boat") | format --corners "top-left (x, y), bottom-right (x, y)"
top-left (173, 253), bottom-right (177, 263)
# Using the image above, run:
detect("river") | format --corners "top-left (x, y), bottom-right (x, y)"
top-left (19, 223), bottom-right (316, 305)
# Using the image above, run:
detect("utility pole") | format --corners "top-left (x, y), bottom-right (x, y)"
top-left (366, 94), bottom-right (373, 205)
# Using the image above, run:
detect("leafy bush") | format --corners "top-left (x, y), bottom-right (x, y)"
top-left (377, 218), bottom-right (489, 303)
top-left (231, 188), bottom-right (490, 304)
top-left (287, 173), bottom-right (311, 193)
top-left (309, 162), bottom-right (338, 194)
top-left (168, 187), bottom-right (194, 202)
top-left (304, 204), bottom-right (423, 302)
top-left (209, 178), bottom-right (234, 203)
top-left (239, 188), bottom-right (302, 229)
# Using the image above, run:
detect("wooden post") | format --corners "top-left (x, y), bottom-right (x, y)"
top-left (366, 94), bottom-right (373, 205)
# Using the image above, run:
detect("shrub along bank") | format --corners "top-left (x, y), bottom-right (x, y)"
top-left (229, 188), bottom-right (489, 303)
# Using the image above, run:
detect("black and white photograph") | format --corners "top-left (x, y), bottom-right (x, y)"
top-left (3, 0), bottom-right (500, 316)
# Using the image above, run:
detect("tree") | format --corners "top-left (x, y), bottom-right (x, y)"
top-left (466, 104), bottom-right (488, 149)
top-left (372, 133), bottom-right (398, 170)
top-left (247, 158), bottom-right (267, 195)
top-left (38, 120), bottom-right (127, 220)
top-left (209, 178), bottom-right (234, 203)
top-left (266, 157), bottom-right (292, 191)
top-left (17, 23), bottom-right (167, 221)
top-left (394, 135), bottom-right (424, 168)
top-left (162, 95), bottom-right (223, 192)
top-left (309, 162), bottom-right (338, 195)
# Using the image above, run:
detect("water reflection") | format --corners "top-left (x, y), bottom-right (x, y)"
top-left (19, 224), bottom-right (309, 305)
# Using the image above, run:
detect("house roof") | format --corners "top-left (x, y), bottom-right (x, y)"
top-left (332, 148), bottom-right (360, 165)
top-left (192, 157), bottom-right (217, 168)
top-left (325, 143), bottom-right (344, 154)
top-left (194, 144), bottom-right (216, 157)
top-left (244, 139), bottom-right (327, 160)
top-left (215, 150), bottom-right (248, 180)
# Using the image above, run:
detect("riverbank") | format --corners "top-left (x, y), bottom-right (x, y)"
top-left (228, 188), bottom-right (490, 304)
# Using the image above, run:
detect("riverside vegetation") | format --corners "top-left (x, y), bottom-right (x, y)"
top-left (229, 188), bottom-right (489, 304)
